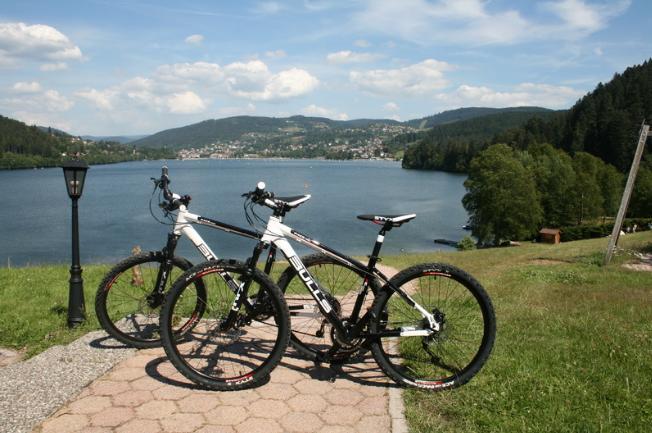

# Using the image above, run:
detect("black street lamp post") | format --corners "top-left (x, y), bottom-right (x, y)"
top-left (62, 159), bottom-right (89, 328)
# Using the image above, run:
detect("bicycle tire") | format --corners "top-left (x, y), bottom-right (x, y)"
top-left (160, 260), bottom-right (290, 390)
top-left (95, 252), bottom-right (205, 349)
top-left (277, 253), bottom-right (381, 361)
top-left (369, 263), bottom-right (495, 390)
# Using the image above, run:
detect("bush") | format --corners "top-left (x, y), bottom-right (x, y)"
top-left (457, 236), bottom-right (477, 251)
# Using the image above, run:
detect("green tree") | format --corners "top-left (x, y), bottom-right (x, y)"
top-left (630, 158), bottom-right (652, 217)
top-left (529, 143), bottom-right (577, 227)
top-left (463, 144), bottom-right (543, 244)
top-left (571, 152), bottom-right (605, 224)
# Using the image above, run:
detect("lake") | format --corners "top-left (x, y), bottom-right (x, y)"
top-left (0, 159), bottom-right (469, 267)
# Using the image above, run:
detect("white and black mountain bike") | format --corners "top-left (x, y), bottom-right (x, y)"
top-left (95, 167), bottom-right (381, 365)
top-left (158, 181), bottom-right (496, 391)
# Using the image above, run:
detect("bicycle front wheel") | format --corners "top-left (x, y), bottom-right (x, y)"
top-left (95, 253), bottom-right (204, 348)
top-left (369, 263), bottom-right (495, 390)
top-left (160, 260), bottom-right (290, 390)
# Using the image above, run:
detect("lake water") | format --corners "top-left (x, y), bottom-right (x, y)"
top-left (0, 159), bottom-right (469, 267)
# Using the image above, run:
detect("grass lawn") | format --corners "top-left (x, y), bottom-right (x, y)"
top-left (1, 232), bottom-right (651, 432)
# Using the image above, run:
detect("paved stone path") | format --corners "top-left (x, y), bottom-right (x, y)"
top-left (32, 345), bottom-right (405, 433)
top-left (26, 264), bottom-right (407, 433)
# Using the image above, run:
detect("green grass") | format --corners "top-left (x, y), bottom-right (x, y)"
top-left (1, 233), bottom-right (651, 432)
top-left (381, 232), bottom-right (652, 433)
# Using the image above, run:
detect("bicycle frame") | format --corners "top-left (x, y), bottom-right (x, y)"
top-left (256, 214), bottom-right (441, 345)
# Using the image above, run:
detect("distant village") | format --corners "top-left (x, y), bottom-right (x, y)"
top-left (176, 123), bottom-right (415, 160)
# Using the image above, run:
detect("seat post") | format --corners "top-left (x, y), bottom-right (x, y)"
top-left (367, 222), bottom-right (393, 269)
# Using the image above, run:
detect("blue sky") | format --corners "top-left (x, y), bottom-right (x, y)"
top-left (0, 0), bottom-right (650, 135)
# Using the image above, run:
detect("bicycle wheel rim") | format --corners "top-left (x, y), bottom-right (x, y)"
top-left (99, 256), bottom-right (189, 345)
top-left (163, 263), bottom-right (287, 386)
top-left (373, 268), bottom-right (494, 389)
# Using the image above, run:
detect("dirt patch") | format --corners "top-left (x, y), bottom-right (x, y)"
top-left (623, 253), bottom-right (652, 272)
top-left (0, 347), bottom-right (24, 368)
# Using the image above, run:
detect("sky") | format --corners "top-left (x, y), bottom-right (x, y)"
top-left (0, 0), bottom-right (650, 136)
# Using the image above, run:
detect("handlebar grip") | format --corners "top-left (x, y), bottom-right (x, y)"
top-left (162, 165), bottom-right (169, 177)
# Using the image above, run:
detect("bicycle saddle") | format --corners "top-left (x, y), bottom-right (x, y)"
top-left (357, 214), bottom-right (416, 227)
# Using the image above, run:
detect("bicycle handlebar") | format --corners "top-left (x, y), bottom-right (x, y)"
top-left (153, 165), bottom-right (191, 212)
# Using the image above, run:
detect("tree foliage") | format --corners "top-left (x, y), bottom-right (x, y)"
top-left (463, 144), bottom-right (543, 244)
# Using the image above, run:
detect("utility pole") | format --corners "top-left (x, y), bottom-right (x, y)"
top-left (604, 121), bottom-right (650, 265)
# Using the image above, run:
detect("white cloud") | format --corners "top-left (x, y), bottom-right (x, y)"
top-left (0, 22), bottom-right (82, 67)
top-left (2, 88), bottom-right (74, 113)
top-left (350, 59), bottom-right (454, 96)
top-left (436, 83), bottom-right (584, 109)
top-left (167, 91), bottom-right (206, 114)
top-left (74, 59), bottom-right (318, 117)
top-left (184, 34), bottom-right (204, 45)
top-left (76, 88), bottom-right (117, 110)
top-left (12, 81), bottom-right (41, 93)
top-left (354, 39), bottom-right (371, 48)
top-left (540, 0), bottom-right (630, 36)
top-left (383, 102), bottom-right (399, 111)
top-left (593, 46), bottom-right (603, 56)
top-left (40, 62), bottom-right (68, 71)
top-left (265, 49), bottom-right (287, 58)
top-left (326, 50), bottom-right (383, 64)
top-left (352, 0), bottom-right (630, 45)
top-left (225, 60), bottom-right (318, 101)
top-left (253, 1), bottom-right (283, 14)
top-left (302, 104), bottom-right (348, 120)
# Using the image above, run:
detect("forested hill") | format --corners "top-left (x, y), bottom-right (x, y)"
top-left (404, 106), bottom-right (552, 129)
top-left (401, 109), bottom-right (562, 172)
top-left (0, 115), bottom-right (174, 169)
top-left (405, 58), bottom-right (652, 174)
top-left (130, 115), bottom-right (402, 149)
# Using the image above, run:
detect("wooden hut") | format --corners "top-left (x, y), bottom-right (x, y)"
top-left (539, 228), bottom-right (561, 244)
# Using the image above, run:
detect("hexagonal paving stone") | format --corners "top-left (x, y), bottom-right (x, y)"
top-left (177, 393), bottom-right (220, 413)
top-left (235, 417), bottom-right (283, 433)
top-left (152, 385), bottom-right (193, 401)
top-left (293, 379), bottom-right (333, 395)
top-left (247, 399), bottom-right (290, 419)
top-left (256, 382), bottom-right (298, 400)
top-left (317, 426), bottom-right (352, 433)
top-left (90, 407), bottom-right (135, 427)
top-left (205, 405), bottom-right (248, 426)
top-left (108, 367), bottom-right (146, 382)
top-left (115, 419), bottom-right (161, 433)
top-left (355, 415), bottom-right (390, 433)
top-left (123, 355), bottom-right (155, 368)
top-left (131, 375), bottom-right (164, 391)
top-left (135, 400), bottom-right (177, 419)
top-left (319, 405), bottom-right (362, 426)
top-left (67, 396), bottom-right (112, 414)
top-left (113, 390), bottom-right (153, 407)
top-left (160, 413), bottom-right (205, 432)
top-left (270, 366), bottom-right (306, 384)
top-left (219, 389), bottom-right (260, 406)
top-left (324, 389), bottom-right (364, 406)
top-left (280, 412), bottom-right (324, 433)
top-left (358, 396), bottom-right (387, 415)
top-left (287, 394), bottom-right (328, 413)
top-left (89, 380), bottom-right (131, 396)
top-left (40, 414), bottom-right (89, 433)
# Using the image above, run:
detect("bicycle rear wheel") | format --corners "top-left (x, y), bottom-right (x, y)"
top-left (369, 263), bottom-right (495, 390)
top-left (95, 253), bottom-right (205, 348)
top-left (277, 253), bottom-right (380, 361)
top-left (160, 260), bottom-right (290, 390)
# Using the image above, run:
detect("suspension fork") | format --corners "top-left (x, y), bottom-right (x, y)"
top-left (221, 241), bottom-right (268, 329)
top-left (148, 233), bottom-right (180, 307)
